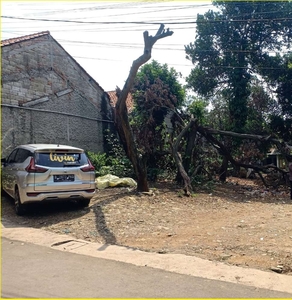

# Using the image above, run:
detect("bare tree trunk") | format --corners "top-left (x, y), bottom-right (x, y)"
top-left (175, 120), bottom-right (197, 184)
top-left (114, 24), bottom-right (173, 192)
top-left (183, 122), bottom-right (197, 175)
top-left (196, 124), bottom-right (290, 186)
top-left (172, 119), bottom-right (196, 196)
top-left (219, 156), bottom-right (228, 182)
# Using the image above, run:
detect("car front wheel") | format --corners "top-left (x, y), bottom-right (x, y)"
top-left (15, 188), bottom-right (25, 216)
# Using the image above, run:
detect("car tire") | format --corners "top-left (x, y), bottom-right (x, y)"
top-left (79, 198), bottom-right (90, 207)
top-left (1, 188), bottom-right (6, 196)
top-left (15, 188), bottom-right (25, 216)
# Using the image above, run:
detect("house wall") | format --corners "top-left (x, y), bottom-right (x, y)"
top-left (1, 33), bottom-right (114, 157)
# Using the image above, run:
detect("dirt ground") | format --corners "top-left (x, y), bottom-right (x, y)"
top-left (1, 177), bottom-right (292, 275)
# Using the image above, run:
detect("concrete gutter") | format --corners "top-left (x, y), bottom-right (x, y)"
top-left (2, 219), bottom-right (292, 294)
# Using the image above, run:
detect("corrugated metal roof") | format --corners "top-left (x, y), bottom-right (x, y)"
top-left (1, 31), bottom-right (50, 47)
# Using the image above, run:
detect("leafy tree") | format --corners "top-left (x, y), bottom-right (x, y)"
top-left (187, 95), bottom-right (208, 125)
top-left (183, 1), bottom-right (292, 182)
top-left (134, 60), bottom-right (185, 107)
top-left (245, 81), bottom-right (276, 134)
top-left (262, 53), bottom-right (292, 142)
top-left (112, 6), bottom-right (292, 194)
top-left (277, 55), bottom-right (292, 119)
top-left (130, 60), bottom-right (186, 181)
top-left (185, 1), bottom-right (292, 133)
top-left (180, 96), bottom-right (209, 178)
top-left (205, 95), bottom-right (229, 130)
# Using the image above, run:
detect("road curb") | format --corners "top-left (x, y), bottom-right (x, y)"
top-left (2, 220), bottom-right (292, 294)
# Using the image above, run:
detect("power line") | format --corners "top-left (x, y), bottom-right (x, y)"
top-left (3, 3), bottom-right (213, 18)
top-left (74, 55), bottom-right (289, 71)
top-left (57, 39), bottom-right (291, 54)
top-left (1, 15), bottom-right (196, 24)
top-left (2, 15), bottom-right (292, 24)
top-left (2, 2), bottom-right (291, 87)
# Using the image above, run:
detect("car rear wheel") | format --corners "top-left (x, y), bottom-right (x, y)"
top-left (15, 188), bottom-right (25, 216)
top-left (79, 198), bottom-right (90, 207)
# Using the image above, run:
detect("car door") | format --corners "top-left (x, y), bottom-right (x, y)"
top-left (2, 148), bottom-right (19, 196)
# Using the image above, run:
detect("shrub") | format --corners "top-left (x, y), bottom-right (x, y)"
top-left (86, 150), bottom-right (133, 178)
top-left (86, 151), bottom-right (108, 177)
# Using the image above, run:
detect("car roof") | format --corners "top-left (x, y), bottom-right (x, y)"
top-left (17, 144), bottom-right (84, 152)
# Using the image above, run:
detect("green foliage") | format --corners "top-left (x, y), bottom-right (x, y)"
top-left (185, 1), bottom-right (292, 133)
top-left (262, 53), bottom-right (292, 142)
top-left (104, 130), bottom-right (125, 159)
top-left (86, 130), bottom-right (134, 178)
top-left (244, 83), bottom-right (274, 135)
top-left (128, 60), bottom-right (186, 181)
top-left (147, 167), bottom-right (163, 182)
top-left (106, 155), bottom-right (133, 178)
top-left (269, 115), bottom-right (292, 143)
top-left (186, 67), bottom-right (217, 97)
top-left (86, 150), bottom-right (133, 178)
top-left (86, 151), bottom-right (107, 176)
top-left (187, 96), bottom-right (209, 124)
top-left (105, 130), bottom-right (134, 177)
top-left (135, 60), bottom-right (186, 108)
top-left (206, 95), bottom-right (230, 130)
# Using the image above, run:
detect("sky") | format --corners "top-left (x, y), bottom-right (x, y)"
top-left (1, 1), bottom-right (214, 92)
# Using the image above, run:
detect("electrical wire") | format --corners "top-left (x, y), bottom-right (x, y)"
top-left (2, 15), bottom-right (292, 24)
top-left (1, 2), bottom-right (291, 78)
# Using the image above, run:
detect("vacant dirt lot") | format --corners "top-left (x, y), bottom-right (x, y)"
top-left (1, 177), bottom-right (292, 275)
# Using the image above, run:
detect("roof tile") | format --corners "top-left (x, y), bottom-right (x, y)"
top-left (107, 90), bottom-right (134, 112)
top-left (1, 31), bottom-right (50, 47)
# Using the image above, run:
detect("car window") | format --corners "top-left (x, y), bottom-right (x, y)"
top-left (14, 149), bottom-right (32, 163)
top-left (6, 149), bottom-right (18, 164)
top-left (35, 152), bottom-right (88, 168)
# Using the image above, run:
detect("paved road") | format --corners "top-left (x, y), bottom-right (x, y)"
top-left (2, 237), bottom-right (292, 298)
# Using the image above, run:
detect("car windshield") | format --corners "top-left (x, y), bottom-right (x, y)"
top-left (34, 152), bottom-right (88, 168)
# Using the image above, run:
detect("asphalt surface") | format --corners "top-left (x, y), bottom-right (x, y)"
top-left (2, 219), bottom-right (292, 298)
top-left (2, 237), bottom-right (292, 298)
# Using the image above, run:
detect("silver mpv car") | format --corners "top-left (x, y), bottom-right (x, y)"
top-left (1, 144), bottom-right (96, 215)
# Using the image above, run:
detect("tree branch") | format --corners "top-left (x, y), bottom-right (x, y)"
top-left (114, 24), bottom-right (173, 192)
top-left (172, 119), bottom-right (196, 196)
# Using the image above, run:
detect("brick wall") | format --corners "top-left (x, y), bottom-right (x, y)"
top-left (1, 33), bottom-right (114, 157)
